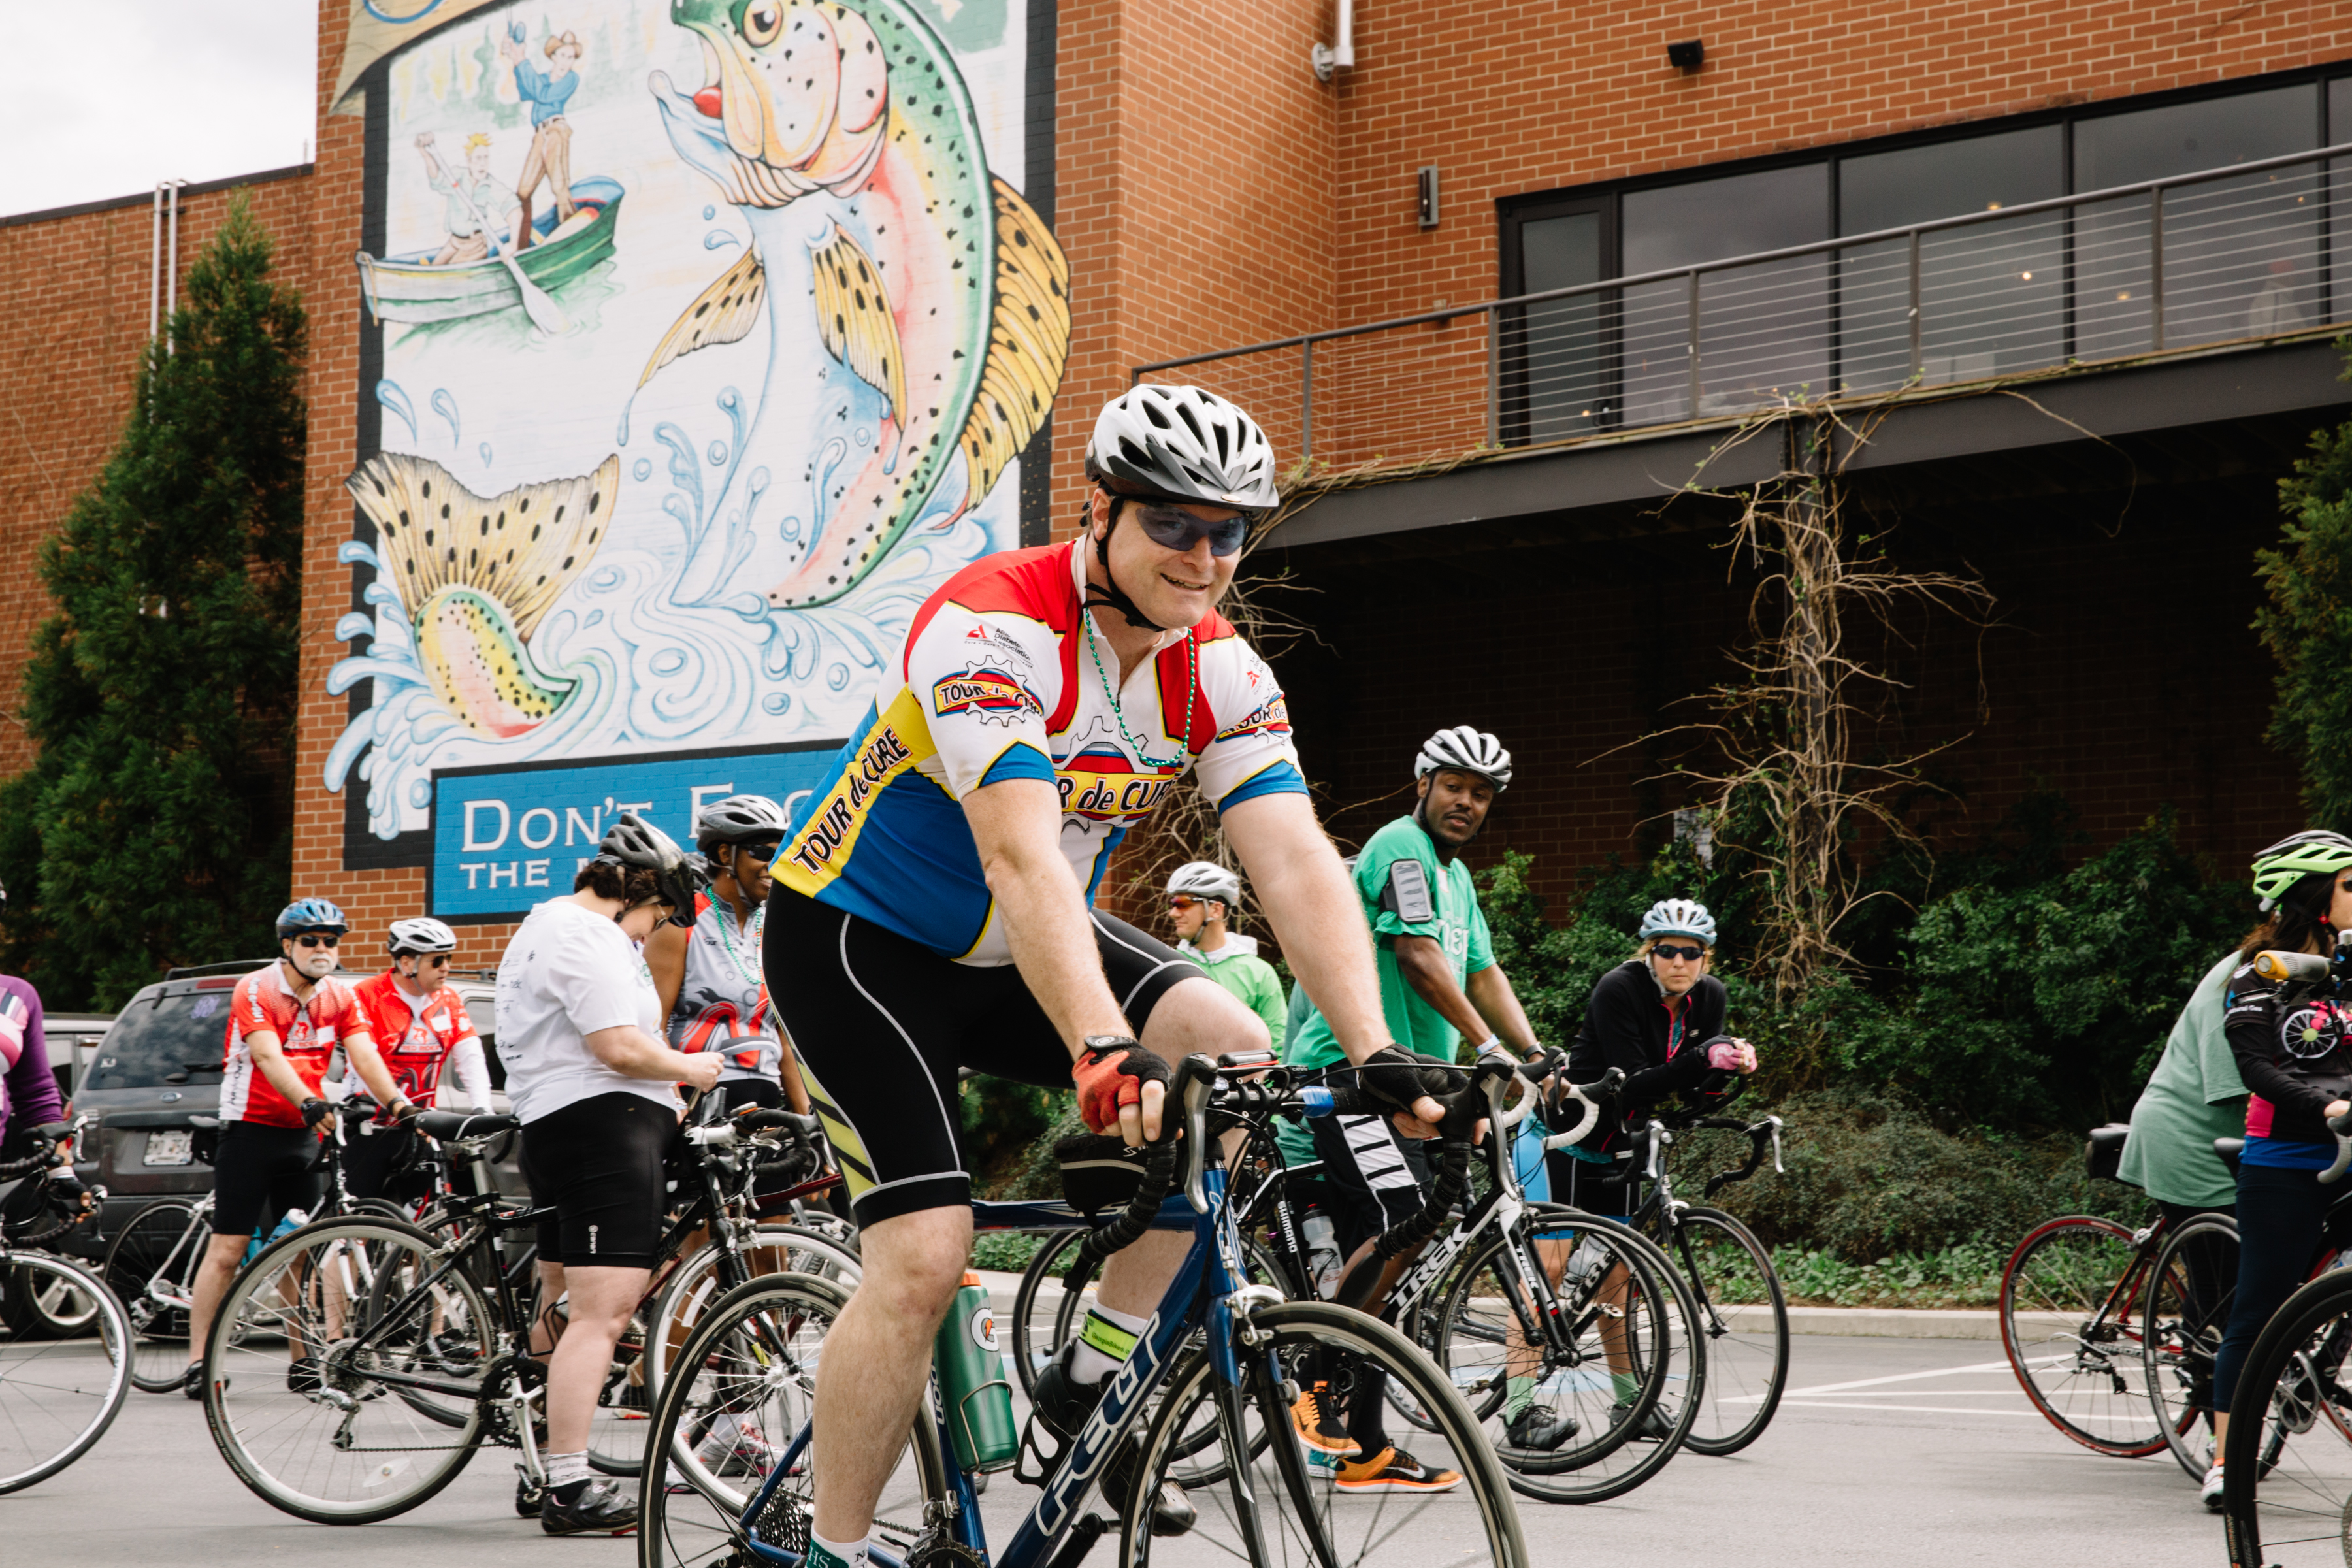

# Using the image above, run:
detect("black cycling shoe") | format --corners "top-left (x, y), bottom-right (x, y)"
top-left (1607, 1399), bottom-right (1678, 1443)
top-left (182, 1364), bottom-right (219, 1402)
top-left (1503, 1403), bottom-right (1578, 1452)
top-left (515, 1469), bottom-right (545, 1518)
top-left (541, 1478), bottom-right (638, 1535)
top-left (287, 1356), bottom-right (324, 1396)
top-left (1030, 1347), bottom-right (1195, 1537)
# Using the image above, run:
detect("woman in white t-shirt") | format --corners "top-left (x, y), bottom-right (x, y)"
top-left (495, 813), bottom-right (722, 1535)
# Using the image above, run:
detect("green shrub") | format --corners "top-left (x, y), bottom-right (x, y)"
top-left (2257, 380), bottom-right (2352, 832)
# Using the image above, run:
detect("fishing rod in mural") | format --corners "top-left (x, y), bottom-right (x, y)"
top-left (325, 0), bottom-right (1068, 860)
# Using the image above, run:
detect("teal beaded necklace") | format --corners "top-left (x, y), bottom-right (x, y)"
top-left (1083, 608), bottom-right (1196, 771)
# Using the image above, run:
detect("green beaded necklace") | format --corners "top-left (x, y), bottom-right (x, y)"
top-left (1083, 608), bottom-right (1197, 771)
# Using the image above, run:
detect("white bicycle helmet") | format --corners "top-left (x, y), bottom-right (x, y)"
top-left (695, 793), bottom-right (791, 853)
top-left (1638, 899), bottom-right (1718, 946)
top-left (1167, 860), bottom-right (1243, 909)
top-left (387, 917), bottom-right (459, 957)
top-left (1085, 385), bottom-right (1279, 513)
top-left (1414, 727), bottom-right (1512, 791)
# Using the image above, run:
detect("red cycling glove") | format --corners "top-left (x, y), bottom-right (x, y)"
top-left (1071, 1036), bottom-right (1170, 1136)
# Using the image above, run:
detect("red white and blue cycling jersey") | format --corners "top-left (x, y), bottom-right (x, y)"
top-left (772, 540), bottom-right (1306, 964)
top-left (221, 963), bottom-right (370, 1128)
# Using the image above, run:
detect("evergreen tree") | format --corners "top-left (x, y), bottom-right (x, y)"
top-left (0, 194), bottom-right (306, 1007)
top-left (2257, 378), bottom-right (2352, 834)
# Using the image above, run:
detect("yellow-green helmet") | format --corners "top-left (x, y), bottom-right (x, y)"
top-left (2251, 830), bottom-right (2352, 911)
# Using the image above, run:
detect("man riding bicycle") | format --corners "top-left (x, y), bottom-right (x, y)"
top-left (344, 917), bottom-right (494, 1205)
top-left (764, 385), bottom-right (1452, 1568)
top-left (1285, 726), bottom-right (1550, 1479)
top-left (182, 898), bottom-right (413, 1400)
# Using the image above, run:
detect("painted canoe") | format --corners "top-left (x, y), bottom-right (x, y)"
top-left (354, 176), bottom-right (623, 326)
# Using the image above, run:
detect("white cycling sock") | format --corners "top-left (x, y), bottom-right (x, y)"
top-left (544, 1450), bottom-right (591, 1490)
top-left (809, 1531), bottom-right (871, 1568)
top-left (1069, 1303), bottom-right (1150, 1384)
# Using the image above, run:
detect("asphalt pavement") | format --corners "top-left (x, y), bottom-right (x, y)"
top-left (3, 1334), bottom-right (2223, 1567)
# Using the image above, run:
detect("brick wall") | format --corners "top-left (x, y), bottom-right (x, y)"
top-left (0, 170), bottom-right (316, 782)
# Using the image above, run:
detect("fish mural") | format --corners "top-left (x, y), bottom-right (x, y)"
top-left (321, 0), bottom-right (1062, 873)
top-left (642, 0), bottom-right (1070, 610)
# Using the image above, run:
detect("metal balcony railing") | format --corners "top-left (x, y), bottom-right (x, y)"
top-left (1133, 142), bottom-right (2352, 478)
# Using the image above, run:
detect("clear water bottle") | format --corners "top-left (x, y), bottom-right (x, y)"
top-left (1564, 1235), bottom-right (1606, 1286)
top-left (1301, 1208), bottom-right (1342, 1299)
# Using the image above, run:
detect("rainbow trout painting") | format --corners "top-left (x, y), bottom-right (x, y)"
top-left (645, 0), bottom-right (1070, 610)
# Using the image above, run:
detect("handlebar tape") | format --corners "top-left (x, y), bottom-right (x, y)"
top-left (1064, 1137), bottom-right (1182, 1292)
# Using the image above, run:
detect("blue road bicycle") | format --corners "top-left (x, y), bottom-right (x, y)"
top-left (638, 1053), bottom-right (1527, 1568)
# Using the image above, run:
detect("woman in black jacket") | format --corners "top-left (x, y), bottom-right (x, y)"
top-left (1553, 898), bottom-right (1757, 1219)
top-left (2198, 830), bottom-right (2352, 1511)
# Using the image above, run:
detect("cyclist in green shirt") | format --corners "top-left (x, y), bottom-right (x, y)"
top-left (1165, 861), bottom-right (1288, 1047)
top-left (1284, 727), bottom-right (1550, 1489)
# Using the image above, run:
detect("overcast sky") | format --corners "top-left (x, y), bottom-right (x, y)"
top-left (0, 1), bottom-right (318, 219)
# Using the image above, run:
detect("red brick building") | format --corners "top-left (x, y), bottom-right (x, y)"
top-left (1, 1), bottom-right (2347, 967)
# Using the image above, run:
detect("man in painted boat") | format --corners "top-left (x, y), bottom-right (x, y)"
top-left (414, 132), bottom-right (502, 267)
top-left (501, 29), bottom-right (582, 250)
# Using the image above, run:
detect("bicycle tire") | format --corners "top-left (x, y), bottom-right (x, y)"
top-left (643, 1223), bottom-right (864, 1397)
top-left (1122, 1298), bottom-right (1528, 1568)
top-left (2144, 1212), bottom-right (2238, 1480)
top-left (0, 1251), bottom-right (131, 1493)
top-left (1667, 1205), bottom-right (1789, 1456)
top-left (2219, 1264), bottom-right (2352, 1567)
top-left (638, 1271), bottom-right (953, 1568)
top-left (102, 1198), bottom-right (206, 1392)
top-left (1010, 1228), bottom-right (1087, 1398)
top-left (1999, 1214), bottom-right (2166, 1456)
top-left (203, 1215), bottom-right (488, 1524)
top-left (1429, 1209), bottom-right (1700, 1503)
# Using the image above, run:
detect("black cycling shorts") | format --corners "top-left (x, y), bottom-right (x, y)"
top-left (211, 1121), bottom-right (327, 1237)
top-left (765, 883), bottom-right (1214, 1228)
top-left (341, 1121), bottom-right (429, 1206)
top-left (1307, 1068), bottom-right (1435, 1258)
top-left (1544, 1149), bottom-right (1636, 1219)
top-left (519, 1092), bottom-right (671, 1269)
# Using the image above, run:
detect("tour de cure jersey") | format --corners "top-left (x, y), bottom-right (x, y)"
top-left (774, 541), bottom-right (1307, 964)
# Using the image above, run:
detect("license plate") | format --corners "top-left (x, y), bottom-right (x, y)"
top-left (143, 1130), bottom-right (194, 1166)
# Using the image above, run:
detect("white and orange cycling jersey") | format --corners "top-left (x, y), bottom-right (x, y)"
top-left (221, 963), bottom-right (370, 1128)
top-left (772, 540), bottom-right (1305, 964)
top-left (348, 970), bottom-right (493, 1110)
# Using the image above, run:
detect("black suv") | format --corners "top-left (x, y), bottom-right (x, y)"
top-left (78, 962), bottom-right (504, 1240)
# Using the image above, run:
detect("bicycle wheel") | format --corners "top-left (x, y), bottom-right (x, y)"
top-left (0, 1251), bottom-right (131, 1492)
top-left (2219, 1267), bottom-right (2352, 1567)
top-left (640, 1271), bottom-right (953, 1568)
top-left (1999, 1214), bottom-right (2166, 1456)
top-left (102, 1198), bottom-right (208, 1392)
top-left (1011, 1228), bottom-right (1086, 1397)
top-left (1667, 1206), bottom-right (1789, 1456)
top-left (644, 1224), bottom-right (864, 1397)
top-left (1430, 1210), bottom-right (1700, 1503)
top-left (203, 1215), bottom-right (489, 1524)
top-left (2146, 1213), bottom-right (2238, 1480)
top-left (1123, 1298), bottom-right (1527, 1568)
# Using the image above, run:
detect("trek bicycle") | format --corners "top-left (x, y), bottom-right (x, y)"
top-left (0, 1120), bottom-right (133, 1493)
top-left (638, 1053), bottom-right (1528, 1568)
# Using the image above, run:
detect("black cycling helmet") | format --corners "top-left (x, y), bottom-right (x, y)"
top-left (694, 793), bottom-right (791, 855)
top-left (595, 812), bottom-right (710, 926)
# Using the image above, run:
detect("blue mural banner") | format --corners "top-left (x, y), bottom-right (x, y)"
top-left (431, 742), bottom-right (838, 920)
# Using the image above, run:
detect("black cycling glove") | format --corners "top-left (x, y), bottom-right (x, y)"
top-left (299, 1098), bottom-right (333, 1130)
top-left (1355, 1045), bottom-right (1451, 1111)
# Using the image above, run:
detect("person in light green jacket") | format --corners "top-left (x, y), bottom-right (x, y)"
top-left (2118, 949), bottom-right (2246, 1220)
top-left (1164, 860), bottom-right (1288, 1047)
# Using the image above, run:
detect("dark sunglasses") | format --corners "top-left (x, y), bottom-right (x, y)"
top-left (1651, 942), bottom-right (1707, 962)
top-left (1167, 895), bottom-right (1205, 911)
top-left (293, 933), bottom-right (342, 949)
top-left (1127, 500), bottom-right (1250, 559)
top-left (735, 841), bottom-right (781, 863)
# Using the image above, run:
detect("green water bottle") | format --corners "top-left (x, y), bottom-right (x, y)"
top-left (935, 1271), bottom-right (1019, 1471)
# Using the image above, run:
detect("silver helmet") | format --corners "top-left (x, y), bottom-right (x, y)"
top-left (1166, 860), bottom-right (1243, 909)
top-left (1414, 727), bottom-right (1512, 791)
top-left (1085, 385), bottom-right (1279, 513)
top-left (386, 916), bottom-right (458, 957)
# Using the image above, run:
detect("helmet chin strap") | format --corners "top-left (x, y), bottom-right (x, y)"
top-left (1086, 492), bottom-right (1168, 632)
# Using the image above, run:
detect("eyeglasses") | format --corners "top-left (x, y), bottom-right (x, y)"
top-left (408, 953), bottom-right (452, 967)
top-left (293, 933), bottom-right (341, 949)
top-left (1126, 500), bottom-right (1250, 559)
top-left (1167, 895), bottom-right (1203, 911)
top-left (1652, 943), bottom-right (1707, 962)
top-left (736, 842), bottom-right (781, 863)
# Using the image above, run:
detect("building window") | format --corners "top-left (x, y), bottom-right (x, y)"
top-left (1500, 68), bottom-right (2345, 440)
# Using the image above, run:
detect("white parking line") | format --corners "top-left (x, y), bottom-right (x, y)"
top-left (1722, 1357), bottom-right (2020, 1405)
top-left (1778, 1401), bottom-right (2040, 1416)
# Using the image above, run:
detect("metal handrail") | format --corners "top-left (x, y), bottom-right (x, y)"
top-left (1132, 139), bottom-right (2352, 461)
top-left (1134, 139), bottom-right (2352, 376)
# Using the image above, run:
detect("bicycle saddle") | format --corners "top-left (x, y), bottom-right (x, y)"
top-left (415, 1110), bottom-right (521, 1143)
top-left (2214, 1136), bottom-right (2245, 1173)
